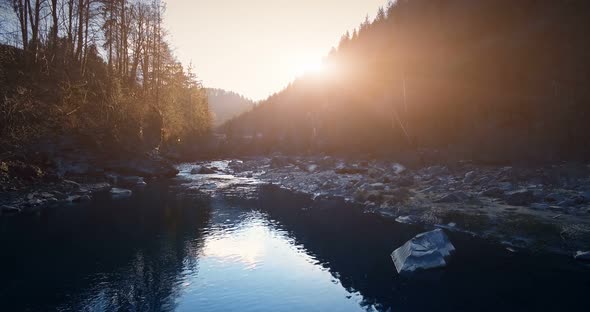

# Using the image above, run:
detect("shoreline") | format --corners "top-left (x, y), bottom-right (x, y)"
top-left (3, 154), bottom-right (590, 258)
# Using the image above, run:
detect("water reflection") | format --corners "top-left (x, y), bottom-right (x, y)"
top-left (0, 182), bottom-right (365, 312)
top-left (1, 181), bottom-right (589, 312)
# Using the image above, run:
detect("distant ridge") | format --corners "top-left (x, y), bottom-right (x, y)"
top-left (207, 88), bottom-right (255, 127)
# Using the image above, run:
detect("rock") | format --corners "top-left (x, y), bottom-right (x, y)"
top-left (421, 165), bottom-right (448, 178)
top-left (107, 158), bottom-right (178, 178)
top-left (110, 188), bottom-right (132, 199)
top-left (39, 192), bottom-right (55, 199)
top-left (574, 251), bottom-right (590, 261)
top-left (479, 187), bottom-right (505, 198)
top-left (395, 175), bottom-right (415, 187)
top-left (306, 164), bottom-right (318, 173)
top-left (391, 229), bottom-right (455, 274)
top-left (63, 179), bottom-right (81, 190)
top-left (354, 189), bottom-right (383, 203)
top-left (581, 191), bottom-right (590, 202)
top-left (51, 191), bottom-right (67, 200)
top-left (369, 183), bottom-right (385, 190)
top-left (395, 215), bottom-right (418, 224)
top-left (228, 160), bottom-right (244, 171)
top-left (191, 166), bottom-right (216, 175)
top-left (530, 203), bottom-right (550, 210)
top-left (392, 163), bottom-right (406, 174)
top-left (557, 198), bottom-right (583, 208)
top-left (65, 195), bottom-right (82, 203)
top-left (545, 192), bottom-right (567, 203)
top-left (504, 189), bottom-right (536, 206)
top-left (434, 192), bottom-right (469, 203)
top-left (270, 156), bottom-right (291, 169)
top-left (463, 171), bottom-right (476, 184)
top-left (120, 176), bottom-right (147, 187)
top-left (497, 182), bottom-right (513, 191)
top-left (84, 182), bottom-right (112, 193)
top-left (335, 167), bottom-right (368, 175)
top-left (1, 205), bottom-right (21, 215)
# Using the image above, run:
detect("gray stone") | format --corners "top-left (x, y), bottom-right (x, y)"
top-left (335, 167), bottom-right (368, 175)
top-left (63, 179), bottom-right (81, 190)
top-left (110, 188), bottom-right (132, 199)
top-left (65, 195), bottom-right (82, 203)
top-left (51, 190), bottom-right (67, 200)
top-left (306, 164), bottom-right (318, 172)
top-left (530, 203), bottom-right (550, 210)
top-left (463, 171), bottom-right (476, 184)
top-left (391, 163), bottom-right (406, 174)
top-left (497, 182), bottom-right (513, 191)
top-left (191, 166), bottom-right (216, 175)
top-left (85, 182), bottom-right (112, 193)
top-left (1, 205), bottom-right (21, 215)
top-left (391, 229), bottom-right (455, 274)
top-left (574, 251), bottom-right (590, 261)
top-left (270, 156), bottom-right (291, 169)
top-left (395, 215), bottom-right (418, 224)
top-left (504, 189), bottom-right (536, 206)
top-left (434, 192), bottom-right (469, 203)
top-left (120, 176), bottom-right (147, 187)
top-left (545, 193), bottom-right (567, 203)
top-left (480, 187), bottom-right (505, 198)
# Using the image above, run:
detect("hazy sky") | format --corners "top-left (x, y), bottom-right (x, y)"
top-left (165, 0), bottom-right (387, 101)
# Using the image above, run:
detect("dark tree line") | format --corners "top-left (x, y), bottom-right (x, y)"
top-left (224, 0), bottom-right (590, 162)
top-left (0, 0), bottom-right (210, 153)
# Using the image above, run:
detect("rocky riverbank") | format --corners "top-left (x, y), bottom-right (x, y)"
top-left (4, 150), bottom-right (590, 257)
top-left (217, 156), bottom-right (590, 255)
top-left (0, 145), bottom-right (178, 216)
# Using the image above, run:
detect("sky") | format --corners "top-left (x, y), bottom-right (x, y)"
top-left (165, 0), bottom-right (387, 101)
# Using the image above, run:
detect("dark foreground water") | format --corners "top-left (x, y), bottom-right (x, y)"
top-left (1, 176), bottom-right (589, 311)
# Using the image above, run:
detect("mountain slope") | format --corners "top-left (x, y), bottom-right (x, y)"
top-left (207, 88), bottom-right (255, 127)
top-left (223, 0), bottom-right (590, 161)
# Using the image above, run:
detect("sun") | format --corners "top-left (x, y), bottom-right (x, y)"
top-left (296, 59), bottom-right (325, 76)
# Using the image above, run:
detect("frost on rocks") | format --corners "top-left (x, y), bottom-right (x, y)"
top-left (391, 229), bottom-right (456, 274)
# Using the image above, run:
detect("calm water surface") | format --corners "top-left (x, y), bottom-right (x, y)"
top-left (1, 166), bottom-right (589, 311)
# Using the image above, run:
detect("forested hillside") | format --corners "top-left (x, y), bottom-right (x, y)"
top-left (207, 88), bottom-right (254, 127)
top-left (0, 0), bottom-right (211, 155)
top-left (224, 0), bottom-right (590, 162)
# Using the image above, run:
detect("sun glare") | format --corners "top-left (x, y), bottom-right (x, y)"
top-left (296, 59), bottom-right (326, 77)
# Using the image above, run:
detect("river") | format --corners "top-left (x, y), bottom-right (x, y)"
top-left (1, 164), bottom-right (589, 311)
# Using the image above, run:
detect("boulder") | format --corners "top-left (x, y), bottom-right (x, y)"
top-left (545, 192), bottom-right (567, 203)
top-left (574, 251), bottom-right (590, 261)
top-left (120, 176), bottom-right (147, 187)
top-left (479, 187), bottom-right (505, 198)
top-left (504, 189), bottom-right (536, 206)
top-left (270, 156), bottom-right (291, 169)
top-left (395, 215), bottom-right (418, 224)
top-left (335, 167), bottom-right (368, 175)
top-left (1, 205), bottom-right (21, 216)
top-left (434, 192), bottom-right (469, 203)
top-left (84, 182), bottom-right (112, 193)
top-left (306, 164), bottom-right (318, 173)
top-left (107, 158), bottom-right (178, 178)
top-left (392, 163), bottom-right (406, 175)
top-left (530, 203), bottom-right (550, 210)
top-left (463, 171), bottom-right (476, 184)
top-left (191, 166), bottom-right (216, 175)
top-left (391, 229), bottom-right (455, 274)
top-left (110, 188), bottom-right (132, 199)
